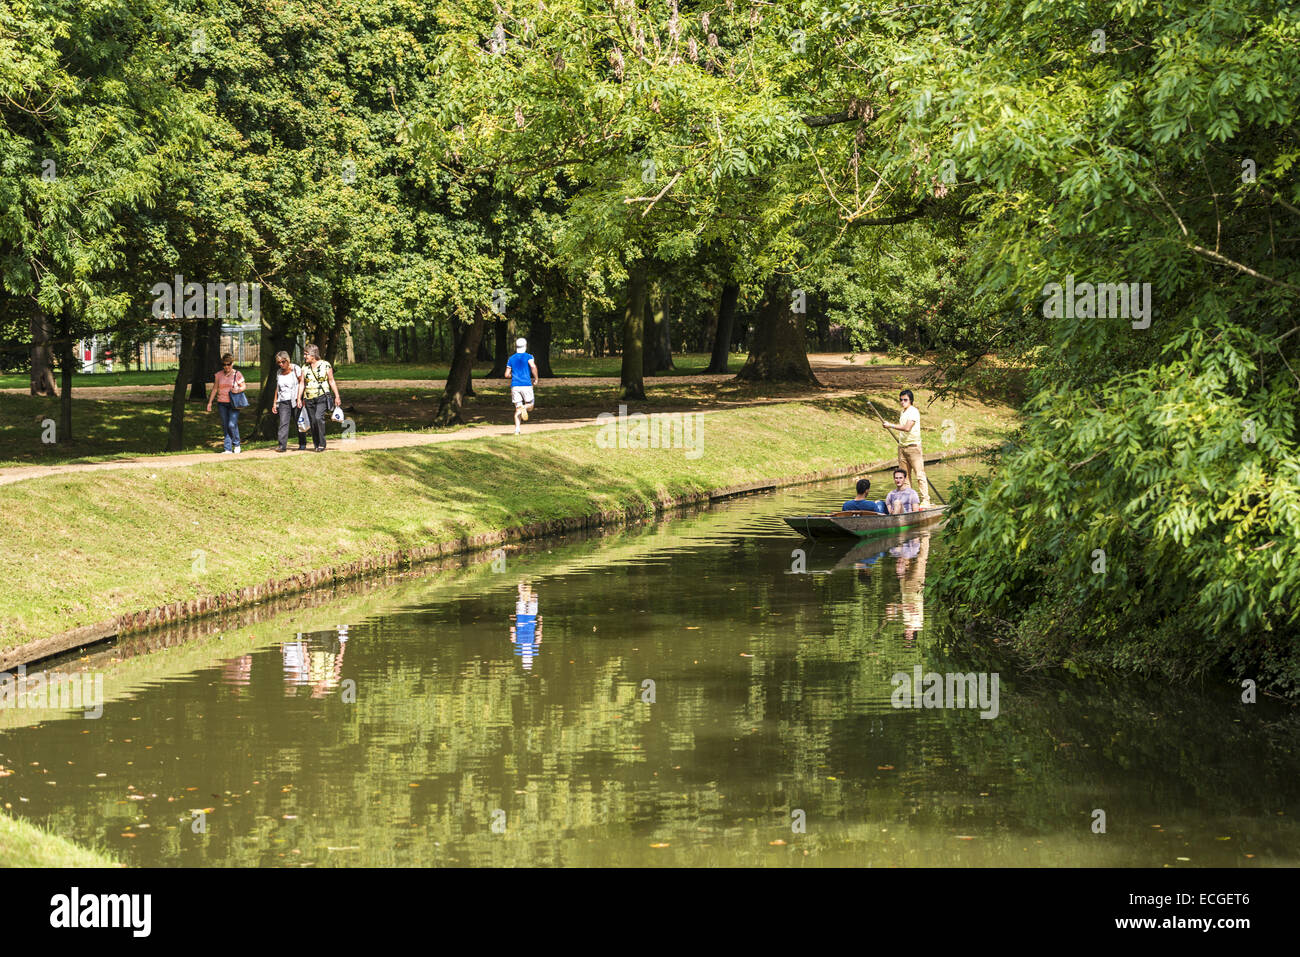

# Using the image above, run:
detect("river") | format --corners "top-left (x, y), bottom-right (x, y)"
top-left (2, 462), bottom-right (1297, 866)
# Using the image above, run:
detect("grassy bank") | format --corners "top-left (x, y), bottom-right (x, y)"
top-left (0, 812), bottom-right (119, 867)
top-left (0, 397), bottom-right (1017, 654)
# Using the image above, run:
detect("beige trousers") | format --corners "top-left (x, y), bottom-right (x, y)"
top-left (899, 444), bottom-right (931, 506)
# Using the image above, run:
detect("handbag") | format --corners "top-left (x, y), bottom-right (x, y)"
top-left (229, 372), bottom-right (249, 408)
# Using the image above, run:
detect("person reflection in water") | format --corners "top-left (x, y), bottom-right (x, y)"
top-left (510, 583), bottom-right (542, 670)
top-left (885, 534), bottom-right (931, 643)
top-left (221, 654), bottom-right (253, 694)
top-left (281, 625), bottom-right (349, 697)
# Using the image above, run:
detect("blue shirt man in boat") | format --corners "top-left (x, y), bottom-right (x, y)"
top-left (885, 468), bottom-right (921, 514)
top-left (842, 477), bottom-right (887, 514)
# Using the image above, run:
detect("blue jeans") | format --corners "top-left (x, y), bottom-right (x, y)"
top-left (217, 401), bottom-right (241, 451)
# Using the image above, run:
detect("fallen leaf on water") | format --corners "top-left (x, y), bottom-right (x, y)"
top-left (1176, 857), bottom-right (1190, 861)
top-left (877, 765), bottom-right (895, 771)
top-left (685, 626), bottom-right (700, 630)
top-left (769, 840), bottom-right (786, 846)
top-left (1245, 854), bottom-right (1255, 859)
top-left (649, 843), bottom-right (670, 848)
top-left (955, 835), bottom-right (975, 840)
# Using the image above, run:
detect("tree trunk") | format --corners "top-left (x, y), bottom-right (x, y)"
top-left (737, 281), bottom-right (821, 384)
top-left (487, 320), bottom-right (510, 378)
top-left (191, 318), bottom-right (220, 400)
top-left (581, 292), bottom-right (596, 357)
top-left (29, 302), bottom-right (59, 396)
top-left (342, 320), bottom-right (356, 363)
top-left (531, 313), bottom-right (554, 377)
top-left (661, 289), bottom-right (675, 369)
top-left (324, 298), bottom-right (347, 364)
top-left (189, 318), bottom-right (206, 400)
top-left (57, 315), bottom-right (73, 442)
top-left (434, 310), bottom-right (487, 426)
top-left (253, 309), bottom-right (293, 439)
top-left (620, 264), bottom-right (648, 400)
top-left (476, 323), bottom-right (494, 362)
top-left (450, 317), bottom-right (476, 396)
top-left (644, 286), bottom-right (668, 377)
top-left (166, 321), bottom-right (198, 451)
top-left (705, 283), bottom-right (739, 374)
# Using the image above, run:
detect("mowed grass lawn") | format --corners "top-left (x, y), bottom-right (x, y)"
top-left (0, 353), bottom-right (723, 390)
top-left (0, 359), bottom-right (731, 467)
top-left (0, 399), bottom-right (1018, 651)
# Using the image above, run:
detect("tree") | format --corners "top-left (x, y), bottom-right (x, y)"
top-left (1, 0), bottom-right (205, 440)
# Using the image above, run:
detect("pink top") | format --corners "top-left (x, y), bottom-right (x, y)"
top-left (214, 369), bottom-right (243, 403)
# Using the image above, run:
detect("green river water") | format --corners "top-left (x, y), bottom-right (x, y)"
top-left (2, 463), bottom-right (1297, 866)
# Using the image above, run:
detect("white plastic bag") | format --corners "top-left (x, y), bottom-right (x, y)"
top-left (330, 405), bottom-right (345, 423)
top-left (297, 409), bottom-right (309, 432)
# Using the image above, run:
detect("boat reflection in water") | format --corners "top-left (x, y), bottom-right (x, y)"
top-left (510, 582), bottom-right (542, 670)
top-left (280, 625), bottom-right (350, 698)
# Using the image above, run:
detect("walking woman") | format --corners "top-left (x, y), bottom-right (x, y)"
top-left (206, 353), bottom-right (247, 454)
top-left (270, 351), bottom-right (306, 452)
top-left (298, 343), bottom-right (342, 452)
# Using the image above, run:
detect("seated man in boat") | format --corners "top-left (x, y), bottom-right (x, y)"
top-left (885, 468), bottom-right (921, 514)
top-left (842, 477), bottom-right (887, 514)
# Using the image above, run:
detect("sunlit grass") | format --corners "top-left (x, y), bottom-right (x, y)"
top-left (0, 397), bottom-right (1017, 651)
top-left (0, 812), bottom-right (121, 867)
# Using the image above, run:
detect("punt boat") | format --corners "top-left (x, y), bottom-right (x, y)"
top-left (784, 505), bottom-right (948, 539)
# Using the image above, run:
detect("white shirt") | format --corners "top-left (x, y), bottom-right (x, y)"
top-left (899, 405), bottom-right (921, 445)
top-left (275, 364), bottom-right (302, 403)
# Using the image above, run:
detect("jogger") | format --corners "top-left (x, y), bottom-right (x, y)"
top-left (506, 337), bottom-right (539, 435)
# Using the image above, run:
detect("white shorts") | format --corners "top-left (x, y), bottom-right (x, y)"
top-left (511, 386), bottom-right (535, 406)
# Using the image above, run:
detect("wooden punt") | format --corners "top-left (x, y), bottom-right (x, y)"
top-left (784, 505), bottom-right (948, 539)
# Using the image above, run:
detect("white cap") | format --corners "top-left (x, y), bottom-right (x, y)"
top-left (515, 337), bottom-right (527, 352)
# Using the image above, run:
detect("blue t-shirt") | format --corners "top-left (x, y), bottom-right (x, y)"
top-left (843, 499), bottom-right (886, 514)
top-left (507, 353), bottom-right (534, 388)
